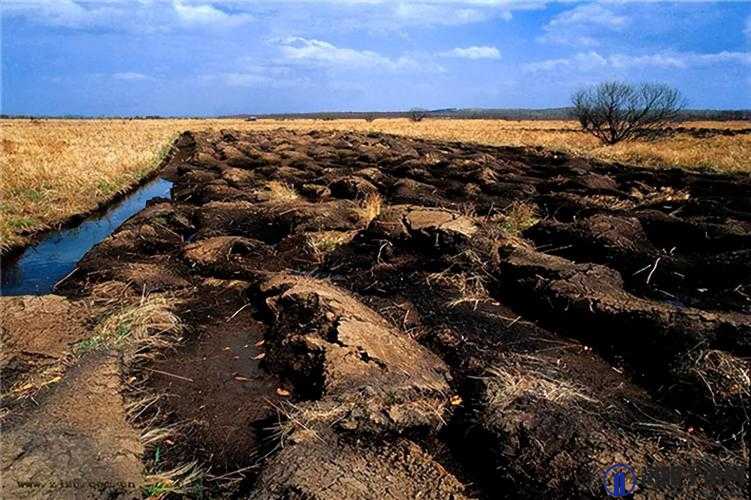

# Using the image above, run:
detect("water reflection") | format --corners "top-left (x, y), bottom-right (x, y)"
top-left (1, 178), bottom-right (173, 296)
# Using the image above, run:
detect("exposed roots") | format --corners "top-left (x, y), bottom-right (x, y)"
top-left (426, 248), bottom-right (494, 309)
top-left (484, 353), bottom-right (599, 412)
top-left (426, 271), bottom-right (490, 310)
top-left (135, 409), bottom-right (203, 498)
top-left (267, 401), bottom-right (349, 451)
top-left (684, 350), bottom-right (751, 406)
top-left (86, 280), bottom-right (140, 307)
top-left (125, 393), bottom-right (164, 426)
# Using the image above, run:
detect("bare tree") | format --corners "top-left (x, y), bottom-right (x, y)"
top-left (571, 82), bottom-right (685, 144)
top-left (409, 108), bottom-right (427, 122)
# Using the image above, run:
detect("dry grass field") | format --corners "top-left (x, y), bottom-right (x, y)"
top-left (1, 118), bottom-right (749, 252)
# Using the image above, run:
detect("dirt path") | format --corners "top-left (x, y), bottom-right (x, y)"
top-left (3, 129), bottom-right (749, 498)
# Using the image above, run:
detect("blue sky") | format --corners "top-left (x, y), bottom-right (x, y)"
top-left (2, 1), bottom-right (750, 116)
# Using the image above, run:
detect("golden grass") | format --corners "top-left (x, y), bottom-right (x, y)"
top-left (485, 353), bottom-right (599, 411)
top-left (262, 180), bottom-right (299, 202)
top-left (75, 294), bottom-right (183, 356)
top-left (1, 118), bottom-right (748, 252)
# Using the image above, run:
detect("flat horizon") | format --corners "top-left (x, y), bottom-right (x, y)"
top-left (2, 106), bottom-right (750, 120)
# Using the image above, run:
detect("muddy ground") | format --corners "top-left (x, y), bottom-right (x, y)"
top-left (2, 129), bottom-right (750, 498)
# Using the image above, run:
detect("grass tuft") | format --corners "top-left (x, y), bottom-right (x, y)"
top-left (499, 202), bottom-right (540, 236)
top-left (143, 462), bottom-right (203, 499)
top-left (485, 353), bottom-right (599, 411)
top-left (358, 193), bottom-right (382, 224)
top-left (305, 230), bottom-right (357, 260)
top-left (75, 294), bottom-right (182, 356)
top-left (264, 180), bottom-right (298, 202)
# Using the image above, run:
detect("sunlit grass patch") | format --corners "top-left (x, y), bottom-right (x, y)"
top-left (499, 202), bottom-right (539, 236)
top-left (264, 180), bottom-right (299, 202)
top-left (6, 216), bottom-right (40, 230)
top-left (75, 294), bottom-right (182, 355)
top-left (485, 353), bottom-right (599, 411)
top-left (143, 462), bottom-right (203, 499)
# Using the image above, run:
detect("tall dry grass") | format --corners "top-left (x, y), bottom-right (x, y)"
top-left (1, 120), bottom-right (179, 252)
top-left (1, 118), bottom-right (748, 252)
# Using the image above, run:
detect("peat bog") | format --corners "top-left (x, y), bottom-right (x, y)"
top-left (1, 129), bottom-right (749, 498)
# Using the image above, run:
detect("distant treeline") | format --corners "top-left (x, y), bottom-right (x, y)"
top-left (3, 108), bottom-right (749, 121)
top-left (231, 108), bottom-right (751, 121)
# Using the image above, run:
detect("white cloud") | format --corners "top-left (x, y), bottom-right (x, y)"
top-left (3, 0), bottom-right (127, 30)
top-left (280, 37), bottom-right (388, 67)
top-left (204, 72), bottom-right (310, 89)
top-left (523, 50), bottom-right (751, 74)
top-left (387, 0), bottom-right (547, 26)
top-left (393, 3), bottom-right (502, 26)
top-left (523, 51), bottom-right (607, 73)
top-left (112, 72), bottom-right (154, 81)
top-left (439, 46), bottom-right (501, 60)
top-left (201, 63), bottom-right (307, 88)
top-left (219, 73), bottom-right (273, 87)
top-left (688, 51), bottom-right (751, 65)
top-left (278, 37), bottom-right (444, 72)
top-left (3, 0), bottom-right (538, 32)
top-left (173, 0), bottom-right (253, 27)
top-left (547, 3), bottom-right (627, 30)
top-left (3, 0), bottom-right (253, 31)
top-left (540, 3), bottom-right (628, 47)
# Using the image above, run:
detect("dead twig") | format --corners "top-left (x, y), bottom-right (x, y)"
top-left (226, 303), bottom-right (251, 322)
top-left (144, 367), bottom-right (194, 383)
top-left (646, 257), bottom-right (662, 284)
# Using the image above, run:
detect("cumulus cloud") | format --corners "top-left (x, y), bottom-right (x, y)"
top-left (278, 37), bottom-right (443, 72)
top-left (547, 3), bottom-right (627, 30)
top-left (280, 37), bottom-right (389, 67)
top-left (393, 3), bottom-right (507, 27)
top-left (523, 51), bottom-right (607, 73)
top-left (540, 3), bottom-right (629, 47)
top-left (439, 46), bottom-right (501, 60)
top-left (523, 50), bottom-right (751, 74)
top-left (173, 0), bottom-right (253, 28)
top-left (3, 0), bottom-right (252, 32)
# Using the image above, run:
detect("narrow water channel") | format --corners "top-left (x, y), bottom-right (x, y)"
top-left (1, 177), bottom-right (173, 296)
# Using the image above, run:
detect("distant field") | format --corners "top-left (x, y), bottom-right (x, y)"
top-left (1, 118), bottom-right (749, 252)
